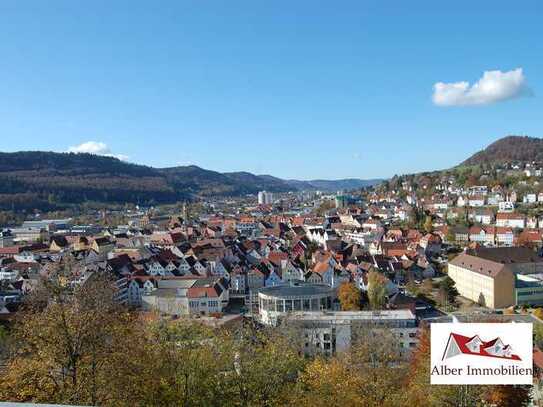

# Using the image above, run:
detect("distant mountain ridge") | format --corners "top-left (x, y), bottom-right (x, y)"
top-left (462, 135), bottom-right (543, 166)
top-left (284, 178), bottom-right (381, 191)
top-left (0, 151), bottom-right (381, 211)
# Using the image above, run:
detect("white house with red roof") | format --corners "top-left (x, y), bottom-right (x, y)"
top-left (141, 276), bottom-right (229, 316)
top-left (496, 212), bottom-right (526, 229)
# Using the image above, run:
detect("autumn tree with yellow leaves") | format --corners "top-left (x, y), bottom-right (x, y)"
top-left (367, 270), bottom-right (388, 310)
top-left (0, 274), bottom-right (306, 407)
top-left (292, 357), bottom-right (364, 407)
top-left (289, 326), bottom-right (406, 407)
top-left (223, 325), bottom-right (306, 407)
top-left (533, 307), bottom-right (543, 320)
top-left (0, 272), bottom-right (536, 407)
top-left (0, 274), bottom-right (139, 405)
top-left (338, 281), bottom-right (361, 311)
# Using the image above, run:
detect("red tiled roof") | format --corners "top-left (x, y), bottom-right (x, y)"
top-left (267, 251), bottom-right (288, 265)
top-left (187, 286), bottom-right (220, 298)
top-left (0, 246), bottom-right (22, 255)
top-left (496, 213), bottom-right (524, 220)
top-left (495, 227), bottom-right (513, 234)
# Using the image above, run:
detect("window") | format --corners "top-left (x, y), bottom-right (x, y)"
top-left (323, 333), bottom-right (330, 341)
top-left (285, 300), bottom-right (293, 312)
top-left (320, 297), bottom-right (326, 309)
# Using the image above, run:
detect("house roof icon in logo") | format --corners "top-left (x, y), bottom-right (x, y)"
top-left (442, 333), bottom-right (521, 361)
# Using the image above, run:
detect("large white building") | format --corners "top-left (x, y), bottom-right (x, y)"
top-left (448, 247), bottom-right (543, 308)
top-left (9, 227), bottom-right (49, 243)
top-left (22, 218), bottom-right (73, 231)
top-left (285, 310), bottom-right (418, 355)
top-left (257, 191), bottom-right (274, 205)
top-left (258, 281), bottom-right (335, 326)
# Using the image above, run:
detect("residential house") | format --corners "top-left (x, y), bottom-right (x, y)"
top-left (468, 195), bottom-right (485, 207)
top-left (498, 201), bottom-right (515, 213)
top-left (524, 194), bottom-right (538, 204)
top-left (469, 208), bottom-right (493, 225)
top-left (419, 233), bottom-right (442, 255)
top-left (469, 226), bottom-right (495, 246)
top-left (495, 227), bottom-right (514, 247)
top-left (49, 236), bottom-right (69, 252)
top-left (496, 213), bottom-right (525, 229)
top-left (92, 237), bottom-right (114, 254)
top-left (450, 226), bottom-right (469, 244)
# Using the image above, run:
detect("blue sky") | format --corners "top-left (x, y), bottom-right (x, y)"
top-left (1, 1), bottom-right (542, 179)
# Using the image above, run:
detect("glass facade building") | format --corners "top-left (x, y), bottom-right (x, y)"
top-left (258, 281), bottom-right (334, 325)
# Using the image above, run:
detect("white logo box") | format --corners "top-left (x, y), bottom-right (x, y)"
top-left (430, 323), bottom-right (533, 385)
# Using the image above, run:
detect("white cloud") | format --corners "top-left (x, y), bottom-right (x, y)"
top-left (432, 68), bottom-right (530, 106)
top-left (176, 160), bottom-right (194, 166)
top-left (68, 141), bottom-right (109, 155)
top-left (68, 141), bottom-right (128, 161)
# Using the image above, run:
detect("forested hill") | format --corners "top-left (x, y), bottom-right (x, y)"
top-left (0, 152), bottom-right (179, 211)
top-left (0, 151), bottom-right (380, 211)
top-left (462, 136), bottom-right (543, 166)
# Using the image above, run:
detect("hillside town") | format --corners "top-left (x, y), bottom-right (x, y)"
top-left (2, 167), bottom-right (543, 328)
top-left (4, 161), bottom-right (543, 403)
top-left (1, 0), bottom-right (541, 404)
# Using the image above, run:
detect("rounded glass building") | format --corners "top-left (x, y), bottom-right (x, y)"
top-left (258, 281), bottom-right (334, 325)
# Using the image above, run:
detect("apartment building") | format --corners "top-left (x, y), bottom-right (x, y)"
top-left (448, 247), bottom-right (543, 308)
top-left (285, 310), bottom-right (418, 355)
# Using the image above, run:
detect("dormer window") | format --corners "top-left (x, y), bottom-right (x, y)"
top-left (466, 336), bottom-right (482, 353)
